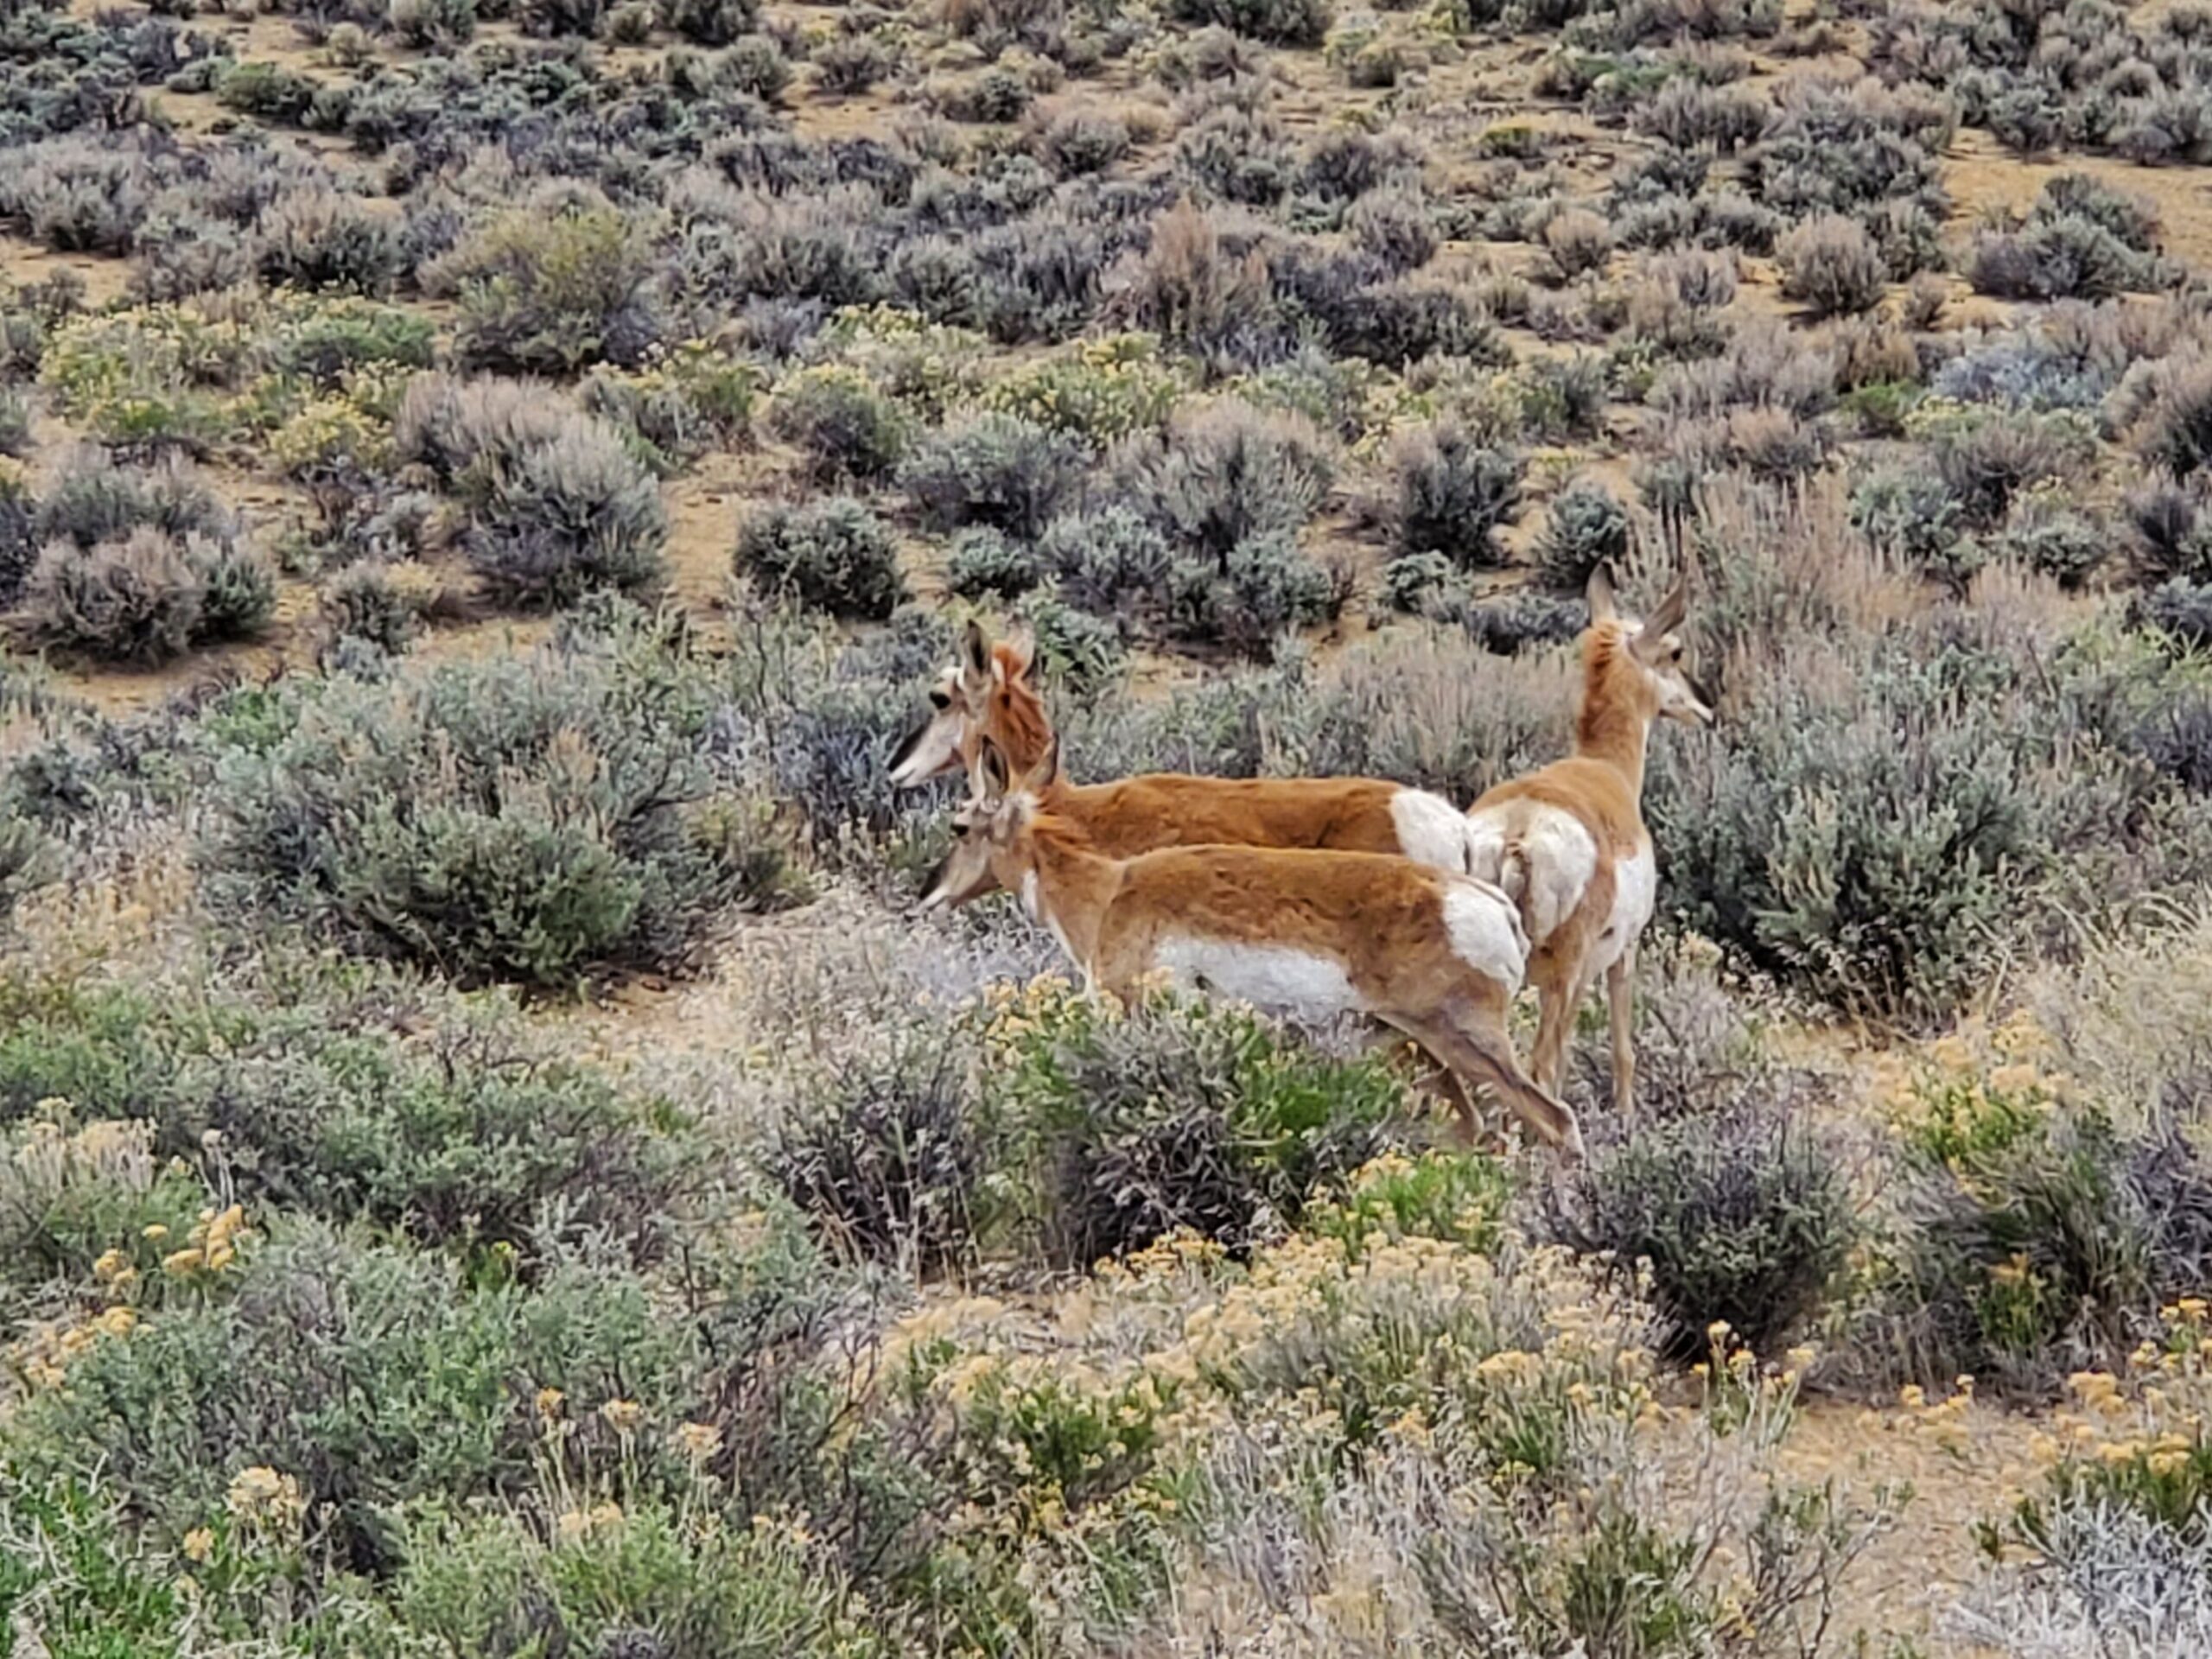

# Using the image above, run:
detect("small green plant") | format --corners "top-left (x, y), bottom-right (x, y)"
top-left (736, 497), bottom-right (909, 620)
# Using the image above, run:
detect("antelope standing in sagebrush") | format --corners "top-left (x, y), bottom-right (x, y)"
top-left (1466, 565), bottom-right (1713, 1116)
top-left (931, 735), bottom-right (1586, 1160)
top-left (890, 620), bottom-right (1483, 889)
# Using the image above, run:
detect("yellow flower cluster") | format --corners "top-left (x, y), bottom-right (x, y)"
top-left (556, 1501), bottom-right (626, 1543)
top-left (162, 1205), bottom-right (249, 1279)
top-left (226, 1465), bottom-right (305, 1529)
top-left (8, 1305), bottom-right (137, 1390)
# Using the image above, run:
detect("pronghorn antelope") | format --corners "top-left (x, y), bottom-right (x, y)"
top-left (927, 734), bottom-right (1587, 1160)
top-left (889, 620), bottom-right (1481, 891)
top-left (1465, 565), bottom-right (1713, 1115)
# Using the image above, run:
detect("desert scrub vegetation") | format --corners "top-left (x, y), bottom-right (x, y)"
top-left (201, 604), bottom-right (804, 987)
top-left (15, 0), bottom-right (2212, 1650)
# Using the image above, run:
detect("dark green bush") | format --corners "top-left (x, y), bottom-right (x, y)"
top-left (767, 1028), bottom-right (981, 1271)
top-left (992, 989), bottom-right (1401, 1268)
top-left (736, 497), bottom-right (908, 620)
top-left (1169, 0), bottom-right (1332, 48)
top-left (1531, 479), bottom-right (1630, 591)
top-left (1386, 422), bottom-right (1523, 569)
top-left (944, 526), bottom-right (1041, 601)
top-left (765, 368), bottom-right (910, 484)
top-left (1556, 1101), bottom-right (1852, 1358)
top-left (900, 411), bottom-right (1090, 541)
top-left (204, 607), bottom-right (804, 987)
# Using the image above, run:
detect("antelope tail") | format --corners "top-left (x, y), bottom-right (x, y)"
top-left (1497, 842), bottom-right (1536, 947)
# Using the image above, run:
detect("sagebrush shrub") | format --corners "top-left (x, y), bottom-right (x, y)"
top-left (433, 205), bottom-right (662, 374)
top-left (24, 529), bottom-right (272, 667)
top-left (257, 188), bottom-right (405, 295)
top-left (1649, 613), bottom-right (2199, 1016)
top-left (1556, 1101), bottom-right (1853, 1358)
top-left (23, 531), bottom-right (202, 667)
top-left (944, 526), bottom-right (1041, 601)
top-left (10, 1219), bottom-right (700, 1563)
top-left (206, 607), bottom-right (804, 986)
top-left (1347, 186), bottom-right (1437, 273)
top-left (1385, 421), bottom-right (1522, 569)
top-left (1113, 399), bottom-right (1333, 556)
top-left (465, 415), bottom-right (670, 608)
top-left (2133, 354), bottom-right (2212, 479)
top-left (1166, 530), bottom-right (1339, 658)
top-left (736, 497), bottom-right (908, 620)
top-left (1039, 505), bottom-right (1175, 626)
top-left (1168, 0), bottom-right (1332, 46)
top-left (813, 32), bottom-right (892, 94)
top-left (765, 365), bottom-right (910, 483)
top-left (1777, 213), bottom-right (1887, 315)
top-left (1542, 207), bottom-right (1613, 281)
top-left (988, 988), bottom-right (1400, 1267)
top-left (2139, 577), bottom-right (2212, 652)
top-left (0, 139), bottom-right (162, 255)
top-left (900, 410), bottom-right (1089, 540)
top-left (1531, 479), bottom-right (1631, 590)
top-left (658, 0), bottom-right (758, 41)
top-left (33, 446), bottom-right (231, 552)
top-left (768, 1030), bottom-right (981, 1270)
top-left (388, 0), bottom-right (477, 46)
top-left (1887, 1071), bottom-right (2212, 1393)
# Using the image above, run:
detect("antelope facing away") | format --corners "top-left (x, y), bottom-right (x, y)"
top-left (1465, 565), bottom-right (1713, 1116)
top-left (889, 620), bottom-right (1482, 892)
top-left (929, 734), bottom-right (1587, 1160)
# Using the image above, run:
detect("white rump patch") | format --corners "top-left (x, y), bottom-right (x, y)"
top-left (1442, 882), bottom-right (1529, 992)
top-left (1389, 788), bottom-right (1477, 874)
top-left (1465, 804), bottom-right (1598, 948)
top-left (1154, 937), bottom-right (1362, 1024)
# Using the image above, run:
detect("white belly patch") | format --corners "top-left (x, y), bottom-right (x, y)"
top-left (1442, 881), bottom-right (1529, 991)
top-left (1154, 937), bottom-right (1363, 1023)
top-left (1390, 788), bottom-right (1475, 874)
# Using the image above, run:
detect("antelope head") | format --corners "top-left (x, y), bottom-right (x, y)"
top-left (888, 620), bottom-right (995, 788)
top-left (1586, 564), bottom-right (1715, 728)
top-left (918, 734), bottom-right (1059, 913)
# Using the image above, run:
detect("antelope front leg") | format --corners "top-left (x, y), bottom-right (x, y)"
top-left (1363, 1022), bottom-right (1479, 1139)
top-left (1606, 949), bottom-right (1636, 1117)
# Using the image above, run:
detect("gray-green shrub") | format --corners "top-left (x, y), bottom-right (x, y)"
top-left (204, 607), bottom-right (803, 987)
top-left (737, 497), bottom-right (909, 620)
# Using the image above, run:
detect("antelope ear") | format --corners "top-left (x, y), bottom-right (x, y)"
top-left (1007, 631), bottom-right (1039, 685)
top-left (1023, 734), bottom-right (1062, 792)
top-left (1586, 563), bottom-right (1618, 625)
top-left (961, 619), bottom-right (991, 687)
top-left (976, 735), bottom-right (1013, 801)
top-left (1637, 573), bottom-right (1690, 655)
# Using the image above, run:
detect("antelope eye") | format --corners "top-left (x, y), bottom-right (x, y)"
top-left (929, 689), bottom-right (951, 710)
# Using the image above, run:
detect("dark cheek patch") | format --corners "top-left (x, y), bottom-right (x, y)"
top-left (889, 721), bottom-right (927, 774)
